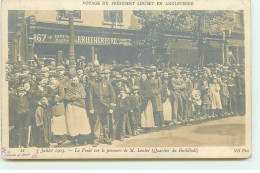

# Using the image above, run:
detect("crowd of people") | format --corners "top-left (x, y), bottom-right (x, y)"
top-left (7, 59), bottom-right (245, 148)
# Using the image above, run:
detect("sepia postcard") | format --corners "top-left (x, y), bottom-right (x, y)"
top-left (1, 0), bottom-right (251, 159)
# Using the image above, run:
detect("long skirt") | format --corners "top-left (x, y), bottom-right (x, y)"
top-left (141, 100), bottom-right (155, 128)
top-left (163, 98), bottom-right (172, 121)
top-left (51, 115), bottom-right (67, 135)
top-left (65, 104), bottom-right (91, 136)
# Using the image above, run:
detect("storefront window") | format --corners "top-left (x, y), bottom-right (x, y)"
top-left (103, 10), bottom-right (123, 25)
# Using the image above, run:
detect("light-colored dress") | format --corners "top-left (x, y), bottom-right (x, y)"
top-left (209, 83), bottom-right (222, 110)
top-left (65, 104), bottom-right (91, 136)
top-left (163, 98), bottom-right (172, 121)
top-left (65, 83), bottom-right (91, 136)
top-left (141, 100), bottom-right (155, 128)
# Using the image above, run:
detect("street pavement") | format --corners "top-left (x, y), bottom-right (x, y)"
top-left (52, 115), bottom-right (245, 148)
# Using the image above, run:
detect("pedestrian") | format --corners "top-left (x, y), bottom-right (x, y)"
top-left (191, 82), bottom-right (202, 120)
top-left (34, 97), bottom-right (51, 147)
top-left (116, 90), bottom-right (131, 141)
top-left (220, 76), bottom-right (229, 116)
top-left (170, 71), bottom-right (186, 123)
top-left (201, 80), bottom-right (211, 119)
top-left (139, 73), bottom-right (155, 128)
top-left (149, 67), bottom-right (165, 127)
top-left (64, 76), bottom-right (91, 146)
top-left (161, 75), bottom-right (172, 124)
top-left (48, 73), bottom-right (67, 145)
top-left (129, 85), bottom-right (141, 135)
top-left (209, 77), bottom-right (222, 118)
top-left (12, 87), bottom-right (30, 148)
top-left (88, 69), bottom-right (116, 147)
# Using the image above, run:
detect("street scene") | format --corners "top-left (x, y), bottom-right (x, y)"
top-left (7, 10), bottom-right (245, 148)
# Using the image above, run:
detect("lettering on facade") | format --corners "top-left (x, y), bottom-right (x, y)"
top-left (33, 33), bottom-right (136, 46)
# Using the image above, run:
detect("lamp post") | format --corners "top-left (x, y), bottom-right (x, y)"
top-left (57, 10), bottom-right (81, 76)
top-left (222, 29), bottom-right (231, 65)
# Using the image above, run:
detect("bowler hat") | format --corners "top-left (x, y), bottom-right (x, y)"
top-left (17, 86), bottom-right (26, 92)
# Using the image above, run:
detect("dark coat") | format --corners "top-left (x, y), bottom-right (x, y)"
top-left (127, 78), bottom-right (140, 90)
top-left (88, 79), bottom-right (116, 114)
top-left (139, 79), bottom-right (153, 100)
top-left (150, 77), bottom-right (163, 112)
top-left (129, 93), bottom-right (142, 111)
top-left (118, 96), bottom-right (131, 115)
top-left (49, 81), bottom-right (65, 116)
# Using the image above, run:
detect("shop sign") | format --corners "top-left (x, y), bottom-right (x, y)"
top-left (33, 33), bottom-right (144, 46)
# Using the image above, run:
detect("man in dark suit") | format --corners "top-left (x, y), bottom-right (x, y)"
top-left (127, 70), bottom-right (140, 91)
top-left (88, 69), bottom-right (116, 147)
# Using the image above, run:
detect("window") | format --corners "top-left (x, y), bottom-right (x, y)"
top-left (103, 11), bottom-right (123, 25)
top-left (233, 11), bottom-right (243, 29)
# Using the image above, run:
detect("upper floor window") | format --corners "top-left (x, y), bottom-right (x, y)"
top-left (103, 11), bottom-right (123, 26)
top-left (233, 11), bottom-right (243, 29)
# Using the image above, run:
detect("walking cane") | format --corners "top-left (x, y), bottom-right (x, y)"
top-left (27, 125), bottom-right (31, 146)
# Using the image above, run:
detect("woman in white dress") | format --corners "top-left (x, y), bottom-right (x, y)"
top-left (209, 77), bottom-right (222, 117)
top-left (161, 75), bottom-right (172, 123)
top-left (64, 76), bottom-right (91, 145)
top-left (139, 73), bottom-right (155, 128)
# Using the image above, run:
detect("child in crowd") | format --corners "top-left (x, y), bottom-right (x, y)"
top-left (129, 85), bottom-right (141, 135)
top-left (201, 80), bottom-right (211, 119)
top-left (191, 83), bottom-right (202, 120)
top-left (116, 90), bottom-right (131, 141)
top-left (12, 87), bottom-right (30, 148)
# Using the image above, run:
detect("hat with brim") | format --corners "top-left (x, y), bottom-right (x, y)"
top-left (113, 78), bottom-right (123, 83)
top-left (129, 69), bottom-right (138, 75)
top-left (57, 65), bottom-right (65, 71)
top-left (132, 85), bottom-right (139, 90)
top-left (49, 66), bottom-right (56, 71)
top-left (49, 72), bottom-right (58, 78)
top-left (17, 86), bottom-right (26, 92)
top-left (104, 69), bottom-right (111, 74)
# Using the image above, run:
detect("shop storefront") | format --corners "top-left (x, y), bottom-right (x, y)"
top-left (30, 21), bottom-right (144, 65)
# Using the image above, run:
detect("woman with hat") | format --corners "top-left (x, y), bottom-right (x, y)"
top-left (161, 73), bottom-right (172, 124)
top-left (64, 76), bottom-right (91, 146)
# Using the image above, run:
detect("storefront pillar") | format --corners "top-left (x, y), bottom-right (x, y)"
top-left (91, 46), bottom-right (95, 63)
top-left (57, 50), bottom-right (63, 65)
top-left (236, 47), bottom-right (240, 65)
top-left (226, 45), bottom-right (230, 65)
top-left (222, 43), bottom-right (225, 65)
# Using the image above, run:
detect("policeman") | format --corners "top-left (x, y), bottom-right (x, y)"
top-left (88, 68), bottom-right (116, 147)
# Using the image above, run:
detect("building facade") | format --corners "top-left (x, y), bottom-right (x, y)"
top-left (8, 10), bottom-right (244, 66)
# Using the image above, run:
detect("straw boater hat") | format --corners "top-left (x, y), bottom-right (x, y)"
top-left (129, 69), bottom-right (138, 76)
top-left (132, 85), bottom-right (139, 90)
top-left (113, 75), bottom-right (123, 84)
top-left (57, 65), bottom-right (65, 71)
